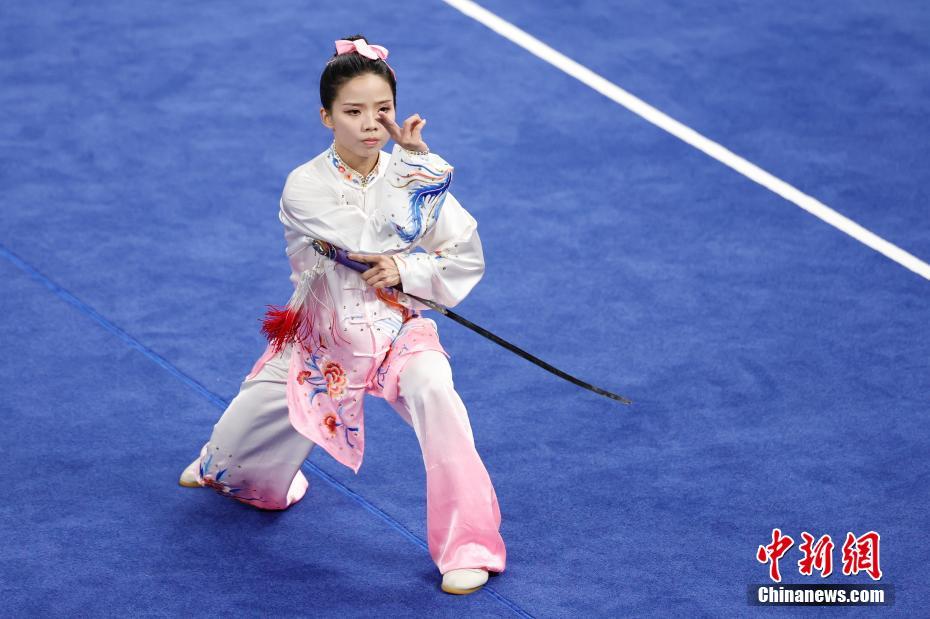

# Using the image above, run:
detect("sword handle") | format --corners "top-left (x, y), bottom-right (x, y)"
top-left (310, 239), bottom-right (373, 274)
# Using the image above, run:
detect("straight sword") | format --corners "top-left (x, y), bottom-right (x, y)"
top-left (311, 240), bottom-right (632, 405)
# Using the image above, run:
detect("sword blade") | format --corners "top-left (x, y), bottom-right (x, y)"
top-left (404, 292), bottom-right (632, 405)
top-left (309, 239), bottom-right (632, 405)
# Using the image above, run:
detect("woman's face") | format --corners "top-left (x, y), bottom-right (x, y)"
top-left (321, 72), bottom-right (395, 165)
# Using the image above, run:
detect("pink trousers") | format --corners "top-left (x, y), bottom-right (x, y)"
top-left (193, 344), bottom-right (506, 575)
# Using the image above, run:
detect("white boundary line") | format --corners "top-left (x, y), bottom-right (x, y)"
top-left (442, 0), bottom-right (930, 281)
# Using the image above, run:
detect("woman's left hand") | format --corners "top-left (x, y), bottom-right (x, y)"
top-left (348, 253), bottom-right (401, 289)
top-left (376, 112), bottom-right (428, 153)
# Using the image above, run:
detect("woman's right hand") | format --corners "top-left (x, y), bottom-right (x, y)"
top-left (377, 111), bottom-right (429, 153)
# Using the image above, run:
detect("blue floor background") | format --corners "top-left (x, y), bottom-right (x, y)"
top-left (2, 1), bottom-right (927, 616)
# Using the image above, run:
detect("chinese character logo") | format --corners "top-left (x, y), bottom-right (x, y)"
top-left (842, 531), bottom-right (882, 580)
top-left (757, 529), bottom-right (882, 582)
top-left (798, 532), bottom-right (834, 577)
top-left (757, 528), bottom-right (794, 583)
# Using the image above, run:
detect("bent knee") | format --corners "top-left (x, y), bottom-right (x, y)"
top-left (397, 351), bottom-right (454, 400)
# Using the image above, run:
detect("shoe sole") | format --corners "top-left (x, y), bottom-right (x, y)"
top-left (441, 582), bottom-right (485, 595)
top-left (178, 478), bottom-right (201, 488)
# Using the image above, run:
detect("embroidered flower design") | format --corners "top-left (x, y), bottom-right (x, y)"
top-left (198, 456), bottom-right (241, 495)
top-left (298, 345), bottom-right (333, 404)
top-left (322, 360), bottom-right (348, 398)
top-left (296, 370), bottom-right (313, 385)
top-left (201, 474), bottom-right (236, 494)
top-left (197, 452), bottom-right (272, 506)
top-left (329, 143), bottom-right (378, 187)
top-left (321, 413), bottom-right (341, 438)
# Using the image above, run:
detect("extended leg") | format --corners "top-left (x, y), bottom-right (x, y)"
top-left (387, 350), bottom-right (507, 576)
top-left (184, 344), bottom-right (316, 510)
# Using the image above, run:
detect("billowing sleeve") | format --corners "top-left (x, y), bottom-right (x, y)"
top-left (391, 192), bottom-right (485, 308)
top-left (278, 144), bottom-right (455, 254)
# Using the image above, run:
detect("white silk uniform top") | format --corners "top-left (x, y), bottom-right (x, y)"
top-left (280, 142), bottom-right (485, 337)
top-left (247, 142), bottom-right (485, 473)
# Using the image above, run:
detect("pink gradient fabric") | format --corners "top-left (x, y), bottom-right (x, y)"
top-left (388, 350), bottom-right (507, 573)
top-left (246, 316), bottom-right (448, 474)
top-left (237, 323), bottom-right (506, 574)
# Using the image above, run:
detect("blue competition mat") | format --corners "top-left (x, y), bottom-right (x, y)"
top-left (2, 1), bottom-right (927, 616)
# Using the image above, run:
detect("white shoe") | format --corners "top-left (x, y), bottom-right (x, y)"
top-left (441, 568), bottom-right (489, 595)
top-left (178, 457), bottom-right (202, 488)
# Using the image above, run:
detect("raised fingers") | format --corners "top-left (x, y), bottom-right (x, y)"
top-left (410, 118), bottom-right (426, 141)
top-left (401, 114), bottom-right (423, 138)
top-left (376, 112), bottom-right (402, 140)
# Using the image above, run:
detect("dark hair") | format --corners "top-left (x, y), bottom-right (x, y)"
top-left (319, 34), bottom-right (397, 111)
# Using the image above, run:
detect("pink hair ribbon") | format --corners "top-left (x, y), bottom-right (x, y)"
top-left (334, 38), bottom-right (395, 78)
